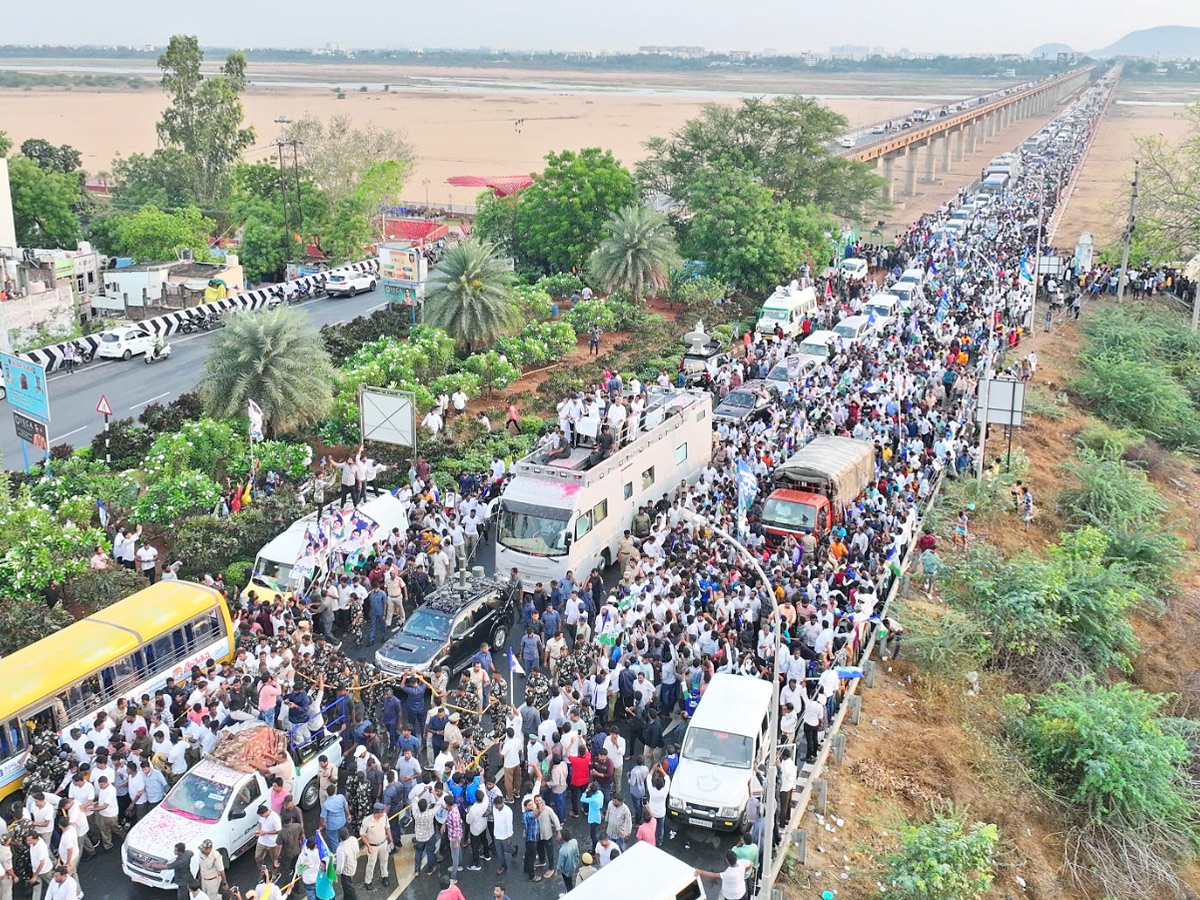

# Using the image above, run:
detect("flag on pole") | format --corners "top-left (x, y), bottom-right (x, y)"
top-left (247, 399), bottom-right (265, 441)
top-left (96, 499), bottom-right (109, 529)
top-left (1019, 252), bottom-right (1033, 283)
top-left (314, 830), bottom-right (338, 890)
top-left (736, 458), bottom-right (758, 514)
top-left (508, 646), bottom-right (525, 678)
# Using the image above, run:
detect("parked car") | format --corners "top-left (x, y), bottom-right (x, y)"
top-left (376, 572), bottom-right (514, 676)
top-left (713, 380), bottom-right (778, 426)
top-left (97, 325), bottom-right (156, 360)
top-left (325, 271), bottom-right (377, 297)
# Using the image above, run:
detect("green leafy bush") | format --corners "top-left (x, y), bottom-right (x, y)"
top-left (138, 392), bottom-right (205, 433)
top-left (142, 419), bottom-right (237, 481)
top-left (566, 298), bottom-right (618, 333)
top-left (535, 272), bottom-right (585, 299)
top-left (1074, 420), bottom-right (1143, 461)
top-left (90, 417), bottom-right (153, 470)
top-left (1058, 449), bottom-right (1168, 529)
top-left (510, 284), bottom-right (555, 320)
top-left (883, 804), bottom-right (998, 900)
top-left (134, 470), bottom-right (222, 525)
top-left (0, 597), bottom-right (71, 656)
top-left (222, 559), bottom-right (254, 589)
top-left (496, 321), bottom-right (577, 367)
top-left (463, 351), bottom-right (522, 397)
top-left (320, 306), bottom-right (412, 362)
top-left (63, 566), bottom-right (149, 616)
top-left (430, 371), bottom-right (482, 399)
top-left (0, 479), bottom-right (106, 603)
top-left (669, 274), bottom-right (727, 307)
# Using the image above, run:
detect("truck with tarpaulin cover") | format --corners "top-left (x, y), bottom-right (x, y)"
top-left (760, 436), bottom-right (876, 545)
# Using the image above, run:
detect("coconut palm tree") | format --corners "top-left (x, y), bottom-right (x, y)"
top-left (199, 307), bottom-right (335, 435)
top-left (589, 205), bottom-right (681, 303)
top-left (424, 240), bottom-right (519, 351)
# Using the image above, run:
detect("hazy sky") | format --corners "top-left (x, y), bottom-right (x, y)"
top-left (5, 0), bottom-right (1199, 55)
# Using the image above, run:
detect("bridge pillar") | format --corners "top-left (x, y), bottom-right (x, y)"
top-left (953, 126), bottom-right (966, 163)
top-left (880, 153), bottom-right (896, 203)
top-left (966, 121), bottom-right (978, 155)
top-left (940, 130), bottom-right (952, 172)
top-left (903, 143), bottom-right (919, 197)
top-left (921, 137), bottom-right (938, 184)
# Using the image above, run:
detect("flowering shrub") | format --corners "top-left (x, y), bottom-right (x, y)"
top-left (535, 272), bottom-right (585, 299)
top-left (0, 480), bottom-right (105, 601)
top-left (566, 298), bottom-right (617, 333)
top-left (463, 351), bottom-right (522, 396)
top-left (496, 321), bottom-right (577, 367)
top-left (143, 419), bottom-right (236, 480)
top-left (134, 470), bottom-right (222, 525)
top-left (510, 284), bottom-right (554, 320)
top-left (430, 371), bottom-right (482, 399)
top-left (231, 440), bottom-right (311, 479)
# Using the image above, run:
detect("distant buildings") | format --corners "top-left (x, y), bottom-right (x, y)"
top-left (637, 46), bottom-right (708, 59)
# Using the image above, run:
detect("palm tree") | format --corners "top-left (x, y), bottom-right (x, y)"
top-left (424, 240), bottom-right (519, 351)
top-left (589, 205), bottom-right (681, 303)
top-left (200, 307), bottom-right (335, 435)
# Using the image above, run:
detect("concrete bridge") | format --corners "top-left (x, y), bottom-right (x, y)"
top-left (844, 68), bottom-right (1095, 202)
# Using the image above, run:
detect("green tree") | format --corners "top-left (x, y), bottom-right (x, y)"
top-left (155, 35), bottom-right (254, 204)
top-left (6, 155), bottom-right (82, 248)
top-left (883, 805), bottom-right (998, 900)
top-left (639, 96), bottom-right (884, 221)
top-left (517, 148), bottom-right (638, 273)
top-left (424, 241), bottom-right (520, 351)
top-left (1133, 101), bottom-right (1200, 261)
top-left (110, 148), bottom-right (203, 209)
top-left (680, 169), bottom-right (836, 294)
top-left (19, 138), bottom-right (82, 175)
top-left (284, 114), bottom-right (412, 209)
top-left (96, 204), bottom-right (215, 262)
top-left (199, 308), bottom-right (335, 434)
top-left (588, 205), bottom-right (680, 303)
top-left (473, 192), bottom-right (520, 257)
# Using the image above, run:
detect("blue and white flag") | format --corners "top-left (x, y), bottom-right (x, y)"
top-left (508, 646), bottom-right (525, 677)
top-left (97, 499), bottom-right (109, 528)
top-left (736, 458), bottom-right (758, 513)
top-left (247, 399), bottom-right (265, 441)
top-left (1019, 252), bottom-right (1033, 283)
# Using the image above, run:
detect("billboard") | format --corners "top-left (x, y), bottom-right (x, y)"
top-left (976, 378), bottom-right (1026, 428)
top-left (12, 411), bottom-right (49, 450)
top-left (0, 353), bottom-right (50, 422)
top-left (360, 386), bottom-right (416, 448)
top-left (378, 245), bottom-right (427, 286)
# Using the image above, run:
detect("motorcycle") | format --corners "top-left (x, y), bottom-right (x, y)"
top-left (178, 315), bottom-right (196, 334)
top-left (70, 339), bottom-right (95, 364)
top-left (267, 285), bottom-right (286, 309)
top-left (203, 310), bottom-right (223, 329)
top-left (292, 283), bottom-right (313, 302)
top-left (145, 342), bottom-right (172, 364)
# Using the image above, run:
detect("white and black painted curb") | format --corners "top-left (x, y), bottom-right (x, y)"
top-left (21, 259), bottom-right (381, 373)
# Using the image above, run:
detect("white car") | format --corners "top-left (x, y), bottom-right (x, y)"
top-left (839, 136), bottom-right (856, 148)
top-left (325, 271), bottom-right (377, 297)
top-left (838, 258), bottom-right (869, 280)
top-left (123, 724), bottom-right (342, 889)
top-left (97, 325), bottom-right (156, 360)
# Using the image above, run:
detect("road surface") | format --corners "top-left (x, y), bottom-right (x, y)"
top-left (0, 290), bottom-right (390, 468)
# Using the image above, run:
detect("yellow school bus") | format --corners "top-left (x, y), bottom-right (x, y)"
top-left (0, 580), bottom-right (235, 802)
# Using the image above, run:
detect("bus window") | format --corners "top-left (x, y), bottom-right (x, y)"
top-left (623, 482), bottom-right (633, 500)
top-left (592, 500), bottom-right (608, 525)
top-left (675, 443), bottom-right (688, 464)
top-left (191, 613), bottom-right (218, 644)
top-left (641, 467), bottom-right (655, 490)
top-left (151, 635), bottom-right (174, 670)
top-left (130, 649), bottom-right (148, 677)
top-left (575, 512), bottom-right (592, 541)
top-left (172, 627), bottom-right (188, 655)
top-left (0, 717), bottom-right (23, 758)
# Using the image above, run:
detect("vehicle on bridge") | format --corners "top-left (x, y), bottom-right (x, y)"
top-left (325, 271), bottom-right (377, 297)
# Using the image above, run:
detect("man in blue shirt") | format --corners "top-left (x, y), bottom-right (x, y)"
top-left (367, 586), bottom-right (387, 645)
top-left (401, 678), bottom-right (427, 741)
top-left (320, 786), bottom-right (349, 850)
top-left (380, 688), bottom-right (402, 749)
top-left (472, 643), bottom-right (497, 677)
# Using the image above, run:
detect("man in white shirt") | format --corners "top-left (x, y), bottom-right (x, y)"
top-left (136, 542), bottom-right (160, 584)
top-left (26, 834), bottom-right (52, 900)
top-left (491, 795), bottom-right (514, 875)
top-left (500, 727), bottom-right (524, 802)
top-left (253, 804), bottom-right (282, 869)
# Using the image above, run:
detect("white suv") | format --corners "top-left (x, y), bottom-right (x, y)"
top-left (325, 271), bottom-right (377, 297)
top-left (122, 724), bottom-right (342, 889)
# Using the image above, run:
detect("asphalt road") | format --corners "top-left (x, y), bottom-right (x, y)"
top-left (0, 289), bottom-right (391, 470)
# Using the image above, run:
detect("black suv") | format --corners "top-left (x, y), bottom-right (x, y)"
top-left (375, 572), bottom-right (513, 676)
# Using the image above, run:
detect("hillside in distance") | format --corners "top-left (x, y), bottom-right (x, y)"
top-left (1096, 25), bottom-right (1200, 57)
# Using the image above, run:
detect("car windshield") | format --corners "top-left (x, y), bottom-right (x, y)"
top-left (834, 324), bottom-right (859, 339)
top-left (401, 608), bottom-right (452, 642)
top-left (498, 505), bottom-right (570, 557)
top-left (867, 304), bottom-right (892, 318)
top-left (162, 772), bottom-right (232, 823)
top-left (762, 496), bottom-right (817, 529)
top-left (800, 343), bottom-right (829, 359)
top-left (723, 392), bottom-right (755, 409)
top-left (681, 727), bottom-right (753, 769)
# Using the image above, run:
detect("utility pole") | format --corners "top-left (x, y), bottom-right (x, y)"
top-left (275, 138), bottom-right (304, 262)
top-left (289, 139), bottom-right (305, 246)
top-left (1117, 160), bottom-right (1138, 303)
top-left (276, 139), bottom-right (292, 263)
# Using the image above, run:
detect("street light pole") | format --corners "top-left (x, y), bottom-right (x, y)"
top-left (681, 510), bottom-right (780, 900)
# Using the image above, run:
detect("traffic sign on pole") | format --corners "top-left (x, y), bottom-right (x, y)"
top-left (96, 395), bottom-right (113, 416)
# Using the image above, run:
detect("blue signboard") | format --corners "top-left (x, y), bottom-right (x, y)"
top-left (0, 353), bottom-right (50, 422)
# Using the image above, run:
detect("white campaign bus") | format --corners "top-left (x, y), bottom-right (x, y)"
top-left (497, 388), bottom-right (712, 591)
top-left (560, 841), bottom-right (705, 900)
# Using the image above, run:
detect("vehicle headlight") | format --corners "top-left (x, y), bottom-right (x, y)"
top-left (668, 796), bottom-right (685, 810)
top-left (718, 806), bottom-right (741, 818)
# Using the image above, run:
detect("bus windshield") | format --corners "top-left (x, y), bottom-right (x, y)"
top-left (498, 502), bottom-right (570, 557)
top-left (681, 727), bottom-right (754, 769)
top-left (759, 308), bottom-right (788, 322)
top-left (254, 557), bottom-right (295, 586)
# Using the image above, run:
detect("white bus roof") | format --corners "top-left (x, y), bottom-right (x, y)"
top-left (560, 842), bottom-right (702, 900)
top-left (256, 492), bottom-right (409, 566)
top-left (689, 673), bottom-right (773, 736)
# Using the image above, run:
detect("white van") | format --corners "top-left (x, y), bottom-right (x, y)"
top-left (756, 282), bottom-right (817, 339)
top-left (838, 258), bottom-right (869, 280)
top-left (888, 283), bottom-right (924, 313)
top-left (833, 314), bottom-right (875, 345)
top-left (247, 492), bottom-right (410, 597)
top-left (560, 842), bottom-right (705, 900)
top-left (667, 673), bottom-right (774, 832)
top-left (766, 353), bottom-right (818, 388)
top-left (897, 267), bottom-right (925, 288)
top-left (863, 293), bottom-right (900, 330)
top-left (798, 329), bottom-right (839, 362)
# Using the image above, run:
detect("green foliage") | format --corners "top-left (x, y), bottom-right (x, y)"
top-left (587, 205), bottom-right (680, 302)
top-left (62, 566), bottom-right (149, 616)
top-left (900, 606), bottom-right (988, 678)
top-left (1012, 676), bottom-right (1196, 827)
top-left (463, 351), bottom-right (522, 397)
top-left (222, 559), bottom-right (254, 588)
top-left (138, 392), bottom-right (205, 433)
top-left (142, 418), bottom-right (236, 481)
top-left (172, 489), bottom-right (303, 579)
top-left (1132, 103), bottom-right (1200, 262)
top-left (0, 479), bottom-right (106, 602)
top-left (424, 241), bottom-right (520, 351)
top-left (639, 95), bottom-right (884, 221)
top-left (669, 273), bottom-right (728, 307)
top-left (495, 321), bottom-right (577, 368)
top-left (510, 284), bottom-right (555, 321)
top-left (883, 804), bottom-right (998, 900)
top-left (1074, 420), bottom-right (1143, 460)
top-left (6, 154), bottom-right (82, 248)
top-left (95, 204), bottom-right (216, 263)
top-left (283, 114), bottom-right (412, 210)
top-left (134, 470), bottom-right (222, 524)
top-left (513, 148), bottom-right (639, 273)
top-left (155, 35), bottom-right (254, 204)
top-left (89, 418), bottom-right (153, 470)
top-left (0, 598), bottom-right (71, 656)
top-left (1059, 448), bottom-right (1168, 530)
top-left (320, 307), bottom-right (412, 362)
top-left (108, 148), bottom-right (202, 210)
top-left (429, 371), bottom-right (481, 399)
top-left (565, 298), bottom-right (618, 333)
top-left (200, 308), bottom-right (335, 434)
top-left (472, 192), bottom-right (520, 258)
top-left (535, 272), bottom-right (586, 299)
top-left (19, 138), bottom-right (82, 174)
